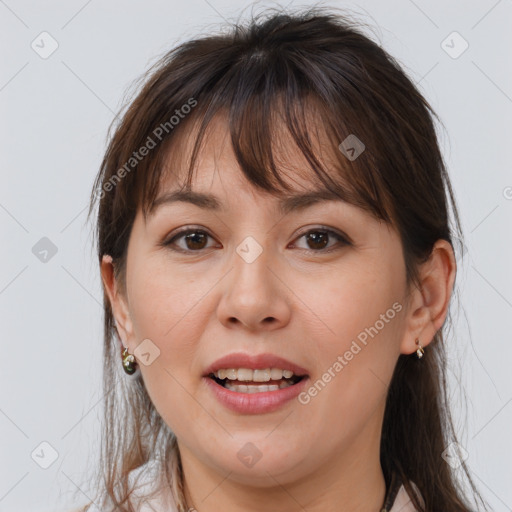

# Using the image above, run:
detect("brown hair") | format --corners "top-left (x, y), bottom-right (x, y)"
top-left (83, 5), bottom-right (489, 512)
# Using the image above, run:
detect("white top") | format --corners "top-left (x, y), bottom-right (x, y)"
top-left (76, 461), bottom-right (423, 512)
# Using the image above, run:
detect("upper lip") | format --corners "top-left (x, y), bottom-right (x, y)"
top-left (203, 352), bottom-right (309, 377)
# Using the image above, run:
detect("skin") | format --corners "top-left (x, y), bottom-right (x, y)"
top-left (101, 114), bottom-right (456, 512)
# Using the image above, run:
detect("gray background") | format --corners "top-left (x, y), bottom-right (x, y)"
top-left (1, 0), bottom-right (511, 511)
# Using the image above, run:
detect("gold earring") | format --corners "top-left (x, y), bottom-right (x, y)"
top-left (122, 346), bottom-right (137, 375)
top-left (415, 338), bottom-right (424, 359)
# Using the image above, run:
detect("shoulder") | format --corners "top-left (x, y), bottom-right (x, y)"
top-left (62, 461), bottom-right (178, 512)
top-left (389, 481), bottom-right (425, 512)
top-left (128, 460), bottom-right (178, 511)
top-left (124, 460), bottom-right (179, 511)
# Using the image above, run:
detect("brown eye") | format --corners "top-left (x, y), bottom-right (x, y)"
top-left (305, 231), bottom-right (329, 250)
top-left (164, 229), bottom-right (215, 252)
top-left (162, 226), bottom-right (350, 255)
top-left (293, 228), bottom-right (350, 253)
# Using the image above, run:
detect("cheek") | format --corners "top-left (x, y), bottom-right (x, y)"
top-left (125, 259), bottom-right (211, 435)
top-left (124, 257), bottom-right (212, 421)
top-left (299, 265), bottom-right (405, 433)
top-left (127, 255), bottom-right (211, 341)
top-left (302, 257), bottom-right (405, 349)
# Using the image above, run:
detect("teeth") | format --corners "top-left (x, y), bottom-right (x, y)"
top-left (213, 368), bottom-right (296, 382)
top-left (253, 369), bottom-right (270, 382)
top-left (270, 368), bottom-right (282, 380)
top-left (225, 369), bottom-right (237, 380)
top-left (224, 381), bottom-right (294, 393)
top-left (237, 368), bottom-right (253, 381)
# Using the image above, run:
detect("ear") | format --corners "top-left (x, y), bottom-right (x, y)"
top-left (100, 254), bottom-right (134, 349)
top-left (400, 239), bottom-right (457, 355)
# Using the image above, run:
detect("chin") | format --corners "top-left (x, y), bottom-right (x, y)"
top-left (206, 439), bottom-right (308, 484)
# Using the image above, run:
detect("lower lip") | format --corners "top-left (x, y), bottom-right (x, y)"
top-left (204, 376), bottom-right (309, 414)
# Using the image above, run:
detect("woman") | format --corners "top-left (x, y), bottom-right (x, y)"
top-left (81, 6), bottom-right (489, 512)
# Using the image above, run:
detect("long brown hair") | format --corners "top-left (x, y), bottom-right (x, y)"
top-left (82, 5), bottom-right (489, 511)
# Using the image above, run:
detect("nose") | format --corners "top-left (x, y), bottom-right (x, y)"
top-left (216, 245), bottom-right (292, 332)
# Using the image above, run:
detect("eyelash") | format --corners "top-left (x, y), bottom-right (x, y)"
top-left (161, 226), bottom-right (351, 255)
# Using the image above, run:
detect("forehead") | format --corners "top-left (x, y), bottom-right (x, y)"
top-left (155, 107), bottom-right (344, 202)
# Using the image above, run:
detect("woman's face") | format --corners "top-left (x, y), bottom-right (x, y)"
top-left (107, 116), bottom-right (414, 487)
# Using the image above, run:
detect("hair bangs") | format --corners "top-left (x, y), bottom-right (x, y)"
top-left (138, 52), bottom-right (394, 227)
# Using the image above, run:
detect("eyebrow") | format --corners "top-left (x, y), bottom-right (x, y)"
top-left (148, 189), bottom-right (347, 217)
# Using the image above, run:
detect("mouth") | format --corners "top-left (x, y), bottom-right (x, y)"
top-left (203, 353), bottom-right (310, 412)
top-left (208, 368), bottom-right (306, 394)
